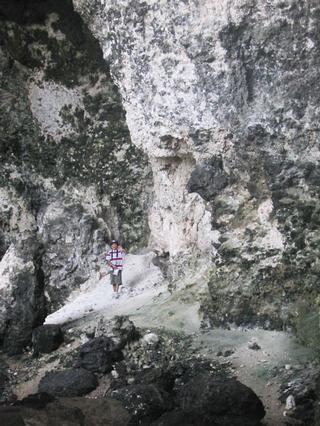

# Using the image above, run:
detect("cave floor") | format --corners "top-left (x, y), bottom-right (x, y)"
top-left (44, 253), bottom-right (316, 426)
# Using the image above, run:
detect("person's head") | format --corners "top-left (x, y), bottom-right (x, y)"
top-left (111, 239), bottom-right (119, 250)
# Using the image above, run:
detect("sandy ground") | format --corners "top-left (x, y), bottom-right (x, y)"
top-left (45, 252), bottom-right (315, 426)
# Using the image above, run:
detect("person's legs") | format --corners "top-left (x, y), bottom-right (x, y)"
top-left (114, 271), bottom-right (122, 295)
top-left (111, 274), bottom-right (117, 293)
top-left (118, 271), bottom-right (123, 293)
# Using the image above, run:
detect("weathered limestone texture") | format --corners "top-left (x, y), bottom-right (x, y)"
top-left (0, 0), bottom-right (152, 351)
top-left (74, 0), bottom-right (320, 330)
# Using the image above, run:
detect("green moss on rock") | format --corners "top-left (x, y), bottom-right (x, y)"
top-left (0, 0), bottom-right (152, 250)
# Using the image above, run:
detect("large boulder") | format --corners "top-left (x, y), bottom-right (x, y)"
top-left (38, 368), bottom-right (98, 397)
top-left (32, 324), bottom-right (64, 354)
top-left (175, 374), bottom-right (265, 426)
top-left (74, 336), bottom-right (124, 374)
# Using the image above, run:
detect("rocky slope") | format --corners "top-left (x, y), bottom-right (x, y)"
top-left (0, 310), bottom-right (319, 425)
top-left (74, 0), bottom-right (320, 337)
top-left (0, 0), bottom-right (152, 353)
top-left (0, 316), bottom-right (268, 426)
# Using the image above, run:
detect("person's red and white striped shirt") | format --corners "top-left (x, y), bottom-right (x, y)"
top-left (105, 249), bottom-right (125, 270)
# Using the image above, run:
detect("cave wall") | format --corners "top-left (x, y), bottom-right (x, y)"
top-left (74, 0), bottom-right (320, 332)
top-left (0, 0), bottom-right (153, 353)
top-left (1, 0), bottom-right (320, 352)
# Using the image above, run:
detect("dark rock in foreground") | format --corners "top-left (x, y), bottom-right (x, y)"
top-left (0, 406), bottom-right (26, 426)
top-left (175, 374), bottom-right (265, 426)
top-left (38, 368), bottom-right (98, 397)
top-left (111, 384), bottom-right (168, 425)
top-left (48, 397), bottom-right (130, 426)
top-left (17, 392), bottom-right (55, 409)
top-left (1, 316), bottom-right (267, 426)
top-left (110, 365), bottom-right (265, 426)
top-left (0, 395), bottom-right (130, 426)
top-left (74, 336), bottom-right (124, 374)
top-left (32, 324), bottom-right (64, 354)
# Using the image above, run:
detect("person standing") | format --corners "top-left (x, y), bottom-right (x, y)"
top-left (105, 240), bottom-right (125, 297)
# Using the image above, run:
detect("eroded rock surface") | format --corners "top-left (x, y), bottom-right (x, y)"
top-left (0, 236), bottom-right (46, 355)
top-left (74, 0), bottom-right (320, 331)
top-left (0, 0), bottom-right (152, 352)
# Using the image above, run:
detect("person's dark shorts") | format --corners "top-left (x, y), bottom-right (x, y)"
top-left (110, 270), bottom-right (122, 286)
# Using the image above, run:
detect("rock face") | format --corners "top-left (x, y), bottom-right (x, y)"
top-left (0, 237), bottom-right (46, 355)
top-left (0, 0), bottom-right (152, 352)
top-left (74, 0), bottom-right (320, 331)
top-left (1, 0), bottom-right (320, 354)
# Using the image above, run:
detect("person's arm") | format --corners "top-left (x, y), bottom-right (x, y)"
top-left (118, 245), bottom-right (126, 254)
top-left (105, 251), bottom-right (114, 269)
